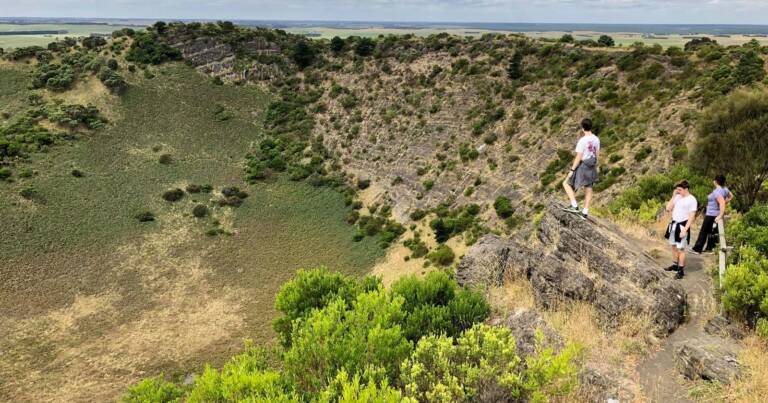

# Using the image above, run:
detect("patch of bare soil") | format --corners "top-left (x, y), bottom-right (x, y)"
top-left (0, 210), bottom-right (247, 402)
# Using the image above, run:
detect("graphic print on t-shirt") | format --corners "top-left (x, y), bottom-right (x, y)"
top-left (575, 134), bottom-right (600, 161)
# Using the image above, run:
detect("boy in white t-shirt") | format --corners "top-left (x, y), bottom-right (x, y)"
top-left (563, 118), bottom-right (600, 219)
top-left (664, 180), bottom-right (698, 280)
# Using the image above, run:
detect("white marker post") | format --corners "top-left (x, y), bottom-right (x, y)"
top-left (717, 218), bottom-right (728, 313)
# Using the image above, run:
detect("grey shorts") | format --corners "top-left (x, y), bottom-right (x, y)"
top-left (668, 233), bottom-right (688, 250)
top-left (566, 157), bottom-right (598, 190)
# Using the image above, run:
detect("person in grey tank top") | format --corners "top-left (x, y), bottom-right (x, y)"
top-left (691, 174), bottom-right (733, 254)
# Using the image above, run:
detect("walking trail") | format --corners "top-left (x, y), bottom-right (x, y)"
top-left (637, 250), bottom-right (726, 402)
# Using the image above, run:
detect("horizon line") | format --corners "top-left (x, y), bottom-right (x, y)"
top-left (3, 16), bottom-right (768, 28)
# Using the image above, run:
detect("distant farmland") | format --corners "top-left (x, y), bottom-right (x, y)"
top-left (0, 24), bottom-right (140, 49)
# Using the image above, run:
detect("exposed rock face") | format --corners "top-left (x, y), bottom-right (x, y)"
top-left (164, 29), bottom-right (287, 82)
top-left (457, 203), bottom-right (687, 335)
top-left (674, 339), bottom-right (741, 384)
top-left (491, 308), bottom-right (563, 357)
top-left (704, 314), bottom-right (747, 340)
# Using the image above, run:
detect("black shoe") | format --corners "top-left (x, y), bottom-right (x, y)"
top-left (665, 264), bottom-right (679, 272)
top-left (675, 269), bottom-right (685, 280)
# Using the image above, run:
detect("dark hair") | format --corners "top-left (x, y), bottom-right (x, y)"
top-left (581, 118), bottom-right (593, 132)
top-left (674, 180), bottom-right (690, 189)
top-left (714, 174), bottom-right (726, 186)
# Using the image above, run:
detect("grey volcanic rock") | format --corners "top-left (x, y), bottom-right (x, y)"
top-left (458, 202), bottom-right (687, 335)
top-left (455, 234), bottom-right (530, 287)
top-left (491, 308), bottom-right (563, 357)
top-left (674, 339), bottom-right (741, 384)
top-left (704, 315), bottom-right (747, 340)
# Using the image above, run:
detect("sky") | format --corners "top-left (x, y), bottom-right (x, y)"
top-left (3, 0), bottom-right (768, 25)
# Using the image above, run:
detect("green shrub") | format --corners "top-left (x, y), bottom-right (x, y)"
top-left (427, 244), bottom-right (455, 266)
top-left (273, 268), bottom-right (379, 347)
top-left (403, 235), bottom-right (429, 258)
top-left (192, 204), bottom-right (208, 218)
top-left (134, 211), bottom-right (155, 222)
top-left (187, 347), bottom-right (297, 402)
top-left (608, 165), bottom-right (708, 214)
top-left (722, 246), bottom-right (768, 324)
top-left (540, 149), bottom-right (573, 187)
top-left (284, 289), bottom-right (411, 393)
top-left (494, 196), bottom-right (514, 218)
top-left (123, 375), bottom-right (182, 403)
top-left (634, 146), bottom-right (652, 162)
top-left (729, 204), bottom-right (768, 256)
top-left (319, 370), bottom-right (409, 402)
top-left (158, 154), bottom-right (173, 164)
top-left (99, 68), bottom-right (128, 93)
top-left (400, 324), bottom-right (580, 402)
top-left (430, 203), bottom-right (486, 244)
top-left (391, 271), bottom-right (489, 342)
top-left (162, 188), bottom-right (184, 202)
top-left (126, 32), bottom-right (182, 65)
top-left (32, 63), bottom-right (75, 91)
top-left (0, 167), bottom-right (10, 180)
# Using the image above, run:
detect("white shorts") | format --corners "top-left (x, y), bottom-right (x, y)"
top-left (668, 234), bottom-right (688, 250)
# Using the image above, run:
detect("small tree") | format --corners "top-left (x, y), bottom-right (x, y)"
top-left (559, 34), bottom-right (574, 43)
top-left (330, 36), bottom-right (345, 53)
top-left (292, 40), bottom-right (316, 69)
top-left (734, 49), bottom-right (765, 85)
top-left (507, 51), bottom-right (523, 80)
top-left (354, 37), bottom-right (376, 57)
top-left (692, 89), bottom-right (768, 210)
top-left (597, 35), bottom-right (615, 47)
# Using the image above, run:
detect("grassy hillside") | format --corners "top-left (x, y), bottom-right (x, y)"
top-left (0, 60), bottom-right (384, 401)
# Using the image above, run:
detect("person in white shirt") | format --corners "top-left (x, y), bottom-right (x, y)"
top-left (664, 180), bottom-right (698, 280)
top-left (563, 118), bottom-right (600, 219)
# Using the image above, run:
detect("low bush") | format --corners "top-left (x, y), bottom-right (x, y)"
top-left (722, 246), bottom-right (768, 325)
top-left (192, 204), bottom-right (209, 218)
top-left (134, 211), bottom-right (155, 222)
top-left (494, 196), bottom-right (514, 218)
top-left (427, 244), bottom-right (455, 266)
top-left (126, 32), bottom-right (182, 65)
top-left (403, 235), bottom-right (429, 258)
top-left (729, 204), bottom-right (768, 256)
top-left (162, 188), bottom-right (184, 202)
top-left (430, 203), bottom-right (486, 244)
top-left (123, 375), bottom-right (182, 403)
top-left (401, 324), bottom-right (580, 402)
top-left (0, 167), bottom-right (10, 180)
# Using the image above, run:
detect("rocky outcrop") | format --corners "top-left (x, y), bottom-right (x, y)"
top-left (674, 339), bottom-right (741, 384)
top-left (704, 314), bottom-right (747, 340)
top-left (491, 308), bottom-right (563, 357)
top-left (164, 29), bottom-right (288, 82)
top-left (457, 203), bottom-right (687, 335)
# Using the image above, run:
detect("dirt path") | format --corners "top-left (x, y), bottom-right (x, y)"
top-left (637, 251), bottom-right (718, 402)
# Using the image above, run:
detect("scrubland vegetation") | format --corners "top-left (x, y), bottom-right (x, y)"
top-left (124, 269), bottom-right (580, 402)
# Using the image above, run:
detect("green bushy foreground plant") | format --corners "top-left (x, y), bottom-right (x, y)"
top-left (124, 269), bottom-right (580, 402)
top-left (722, 204), bottom-right (768, 333)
